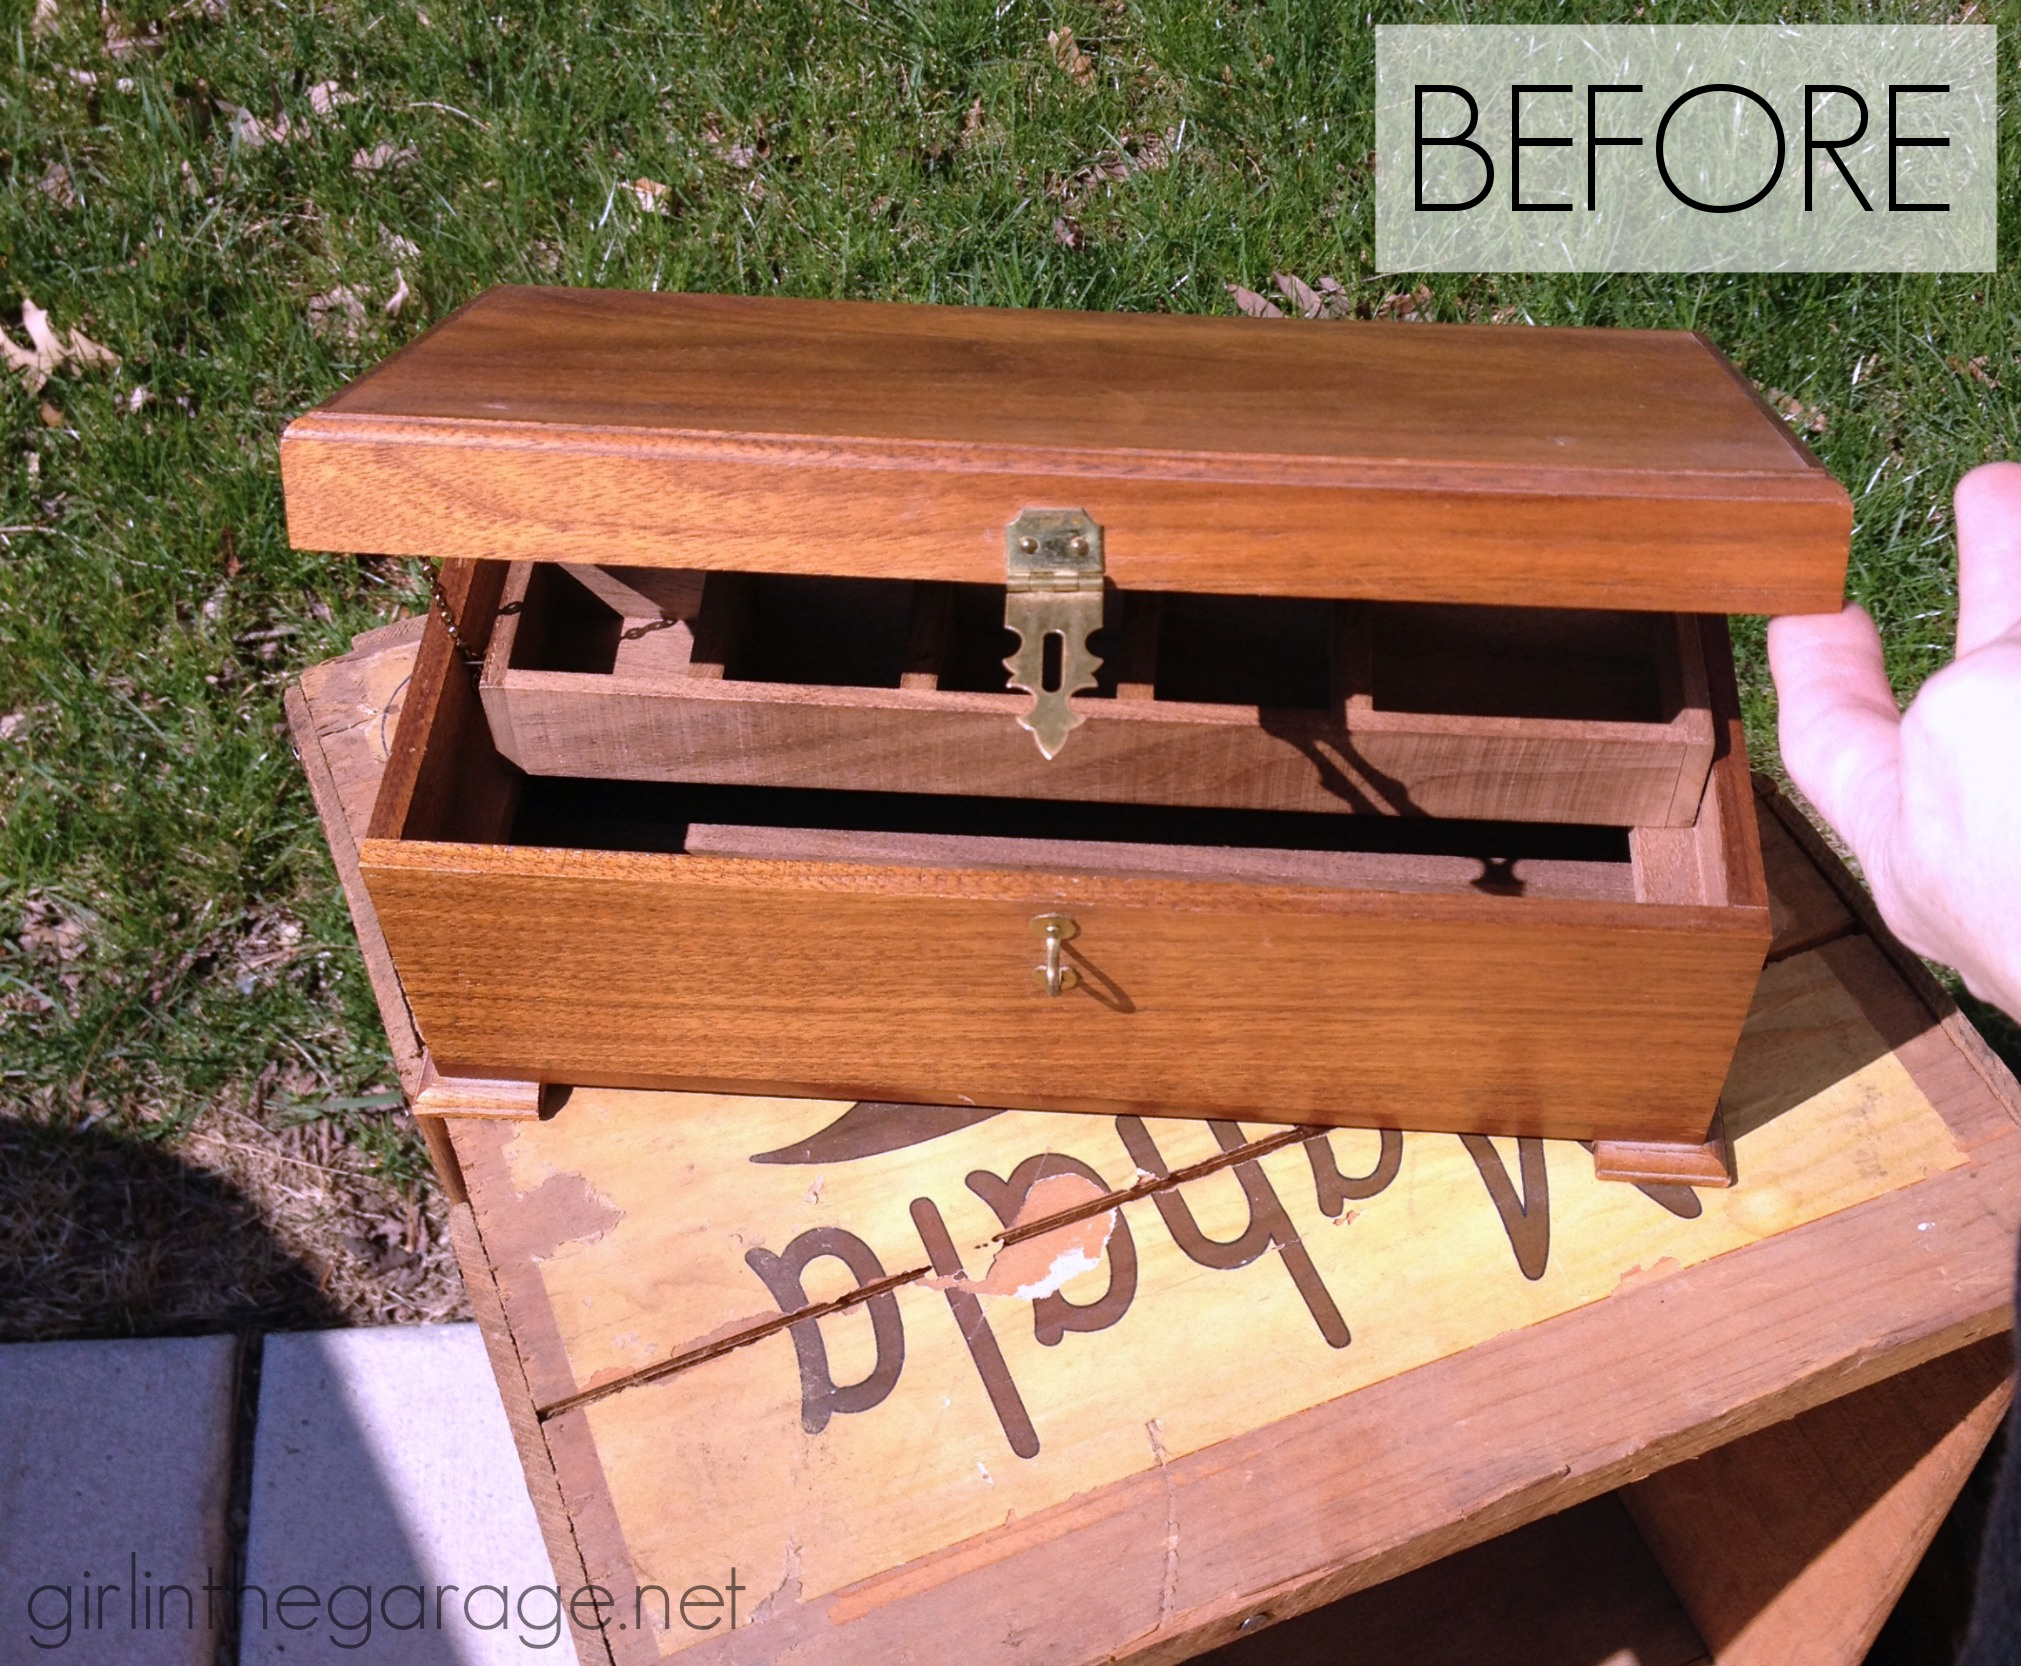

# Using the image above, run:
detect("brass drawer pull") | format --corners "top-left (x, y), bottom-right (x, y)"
top-left (1031, 913), bottom-right (1081, 997)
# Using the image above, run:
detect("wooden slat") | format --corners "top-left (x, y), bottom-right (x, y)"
top-left (368, 557), bottom-right (517, 845)
top-left (1759, 798), bottom-right (1857, 961)
top-left (1217, 1335), bottom-right (2009, 1666)
top-left (484, 668), bottom-right (1717, 827)
top-left (680, 821), bottom-right (1635, 901)
top-left (1756, 778), bottom-right (2021, 1134)
top-left (1197, 1495), bottom-right (1707, 1666)
top-left (280, 290), bottom-right (1851, 614)
top-left (285, 622), bottom-right (468, 1199)
top-left (1623, 1336), bottom-right (2012, 1666)
top-left (446, 1203), bottom-right (616, 1666)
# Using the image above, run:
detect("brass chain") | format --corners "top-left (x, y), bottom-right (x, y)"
top-left (426, 563), bottom-right (484, 670)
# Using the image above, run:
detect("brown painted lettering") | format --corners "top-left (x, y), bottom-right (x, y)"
top-left (744, 1228), bottom-right (905, 1435)
top-left (910, 1198), bottom-right (1041, 1459)
top-left (1459, 1135), bottom-right (1550, 1280)
top-left (1117, 1118), bottom-right (1350, 1349)
top-left (1304, 1127), bottom-right (1404, 1216)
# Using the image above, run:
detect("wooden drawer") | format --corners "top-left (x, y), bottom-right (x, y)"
top-left (358, 562), bottom-right (1770, 1149)
top-left (479, 562), bottom-right (1719, 827)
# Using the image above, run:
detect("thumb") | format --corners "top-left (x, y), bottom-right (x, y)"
top-left (1768, 605), bottom-right (1904, 871)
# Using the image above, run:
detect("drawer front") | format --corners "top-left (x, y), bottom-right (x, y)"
top-left (361, 842), bottom-right (1767, 1144)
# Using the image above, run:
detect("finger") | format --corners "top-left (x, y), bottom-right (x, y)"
top-left (1954, 461), bottom-right (2021, 656)
top-left (1768, 605), bottom-right (1904, 867)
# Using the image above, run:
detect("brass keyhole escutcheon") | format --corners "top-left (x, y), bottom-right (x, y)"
top-left (1031, 913), bottom-right (1080, 997)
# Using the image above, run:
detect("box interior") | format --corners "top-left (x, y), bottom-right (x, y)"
top-left (505, 777), bottom-right (1638, 902)
top-left (505, 567), bottom-right (1685, 725)
top-left (388, 565), bottom-right (1742, 912)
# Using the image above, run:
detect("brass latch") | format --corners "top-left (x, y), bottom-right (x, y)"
top-left (1004, 508), bottom-right (1104, 759)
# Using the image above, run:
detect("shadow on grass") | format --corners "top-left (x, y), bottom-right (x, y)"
top-left (0, 1115), bottom-right (343, 1341)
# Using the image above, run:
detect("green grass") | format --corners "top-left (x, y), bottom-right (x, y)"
top-left (3, 0), bottom-right (2017, 1174)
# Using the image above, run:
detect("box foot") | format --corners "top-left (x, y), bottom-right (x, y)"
top-left (1591, 1108), bottom-right (1736, 1189)
top-left (411, 1054), bottom-right (545, 1120)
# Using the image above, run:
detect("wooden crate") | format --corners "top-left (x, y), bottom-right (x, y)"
top-left (290, 621), bottom-right (2021, 1666)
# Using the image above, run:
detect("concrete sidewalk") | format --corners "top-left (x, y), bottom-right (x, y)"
top-left (0, 1326), bottom-right (575, 1664)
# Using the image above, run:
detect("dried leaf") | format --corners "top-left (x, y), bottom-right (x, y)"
top-left (1048, 26), bottom-right (1094, 87)
top-left (1947, 353), bottom-right (1999, 390)
top-left (125, 384), bottom-right (152, 413)
top-left (625, 176), bottom-right (670, 212)
top-left (382, 230), bottom-right (421, 258)
top-left (308, 284), bottom-right (368, 343)
top-left (63, 323), bottom-right (118, 373)
top-left (1, 298), bottom-right (120, 393)
top-left (17, 894), bottom-right (96, 965)
top-left (1273, 272), bottom-right (1324, 319)
top-left (382, 268), bottom-right (411, 317)
top-left (38, 162), bottom-right (76, 210)
top-left (102, 13), bottom-right (161, 57)
top-left (1765, 387), bottom-right (1829, 436)
top-left (222, 102), bottom-right (292, 148)
top-left (961, 95), bottom-right (985, 142)
top-left (351, 142), bottom-right (417, 174)
top-left (0, 711), bottom-right (25, 742)
top-left (1051, 214), bottom-right (1083, 249)
top-left (1373, 284), bottom-right (1434, 323)
top-left (31, 0), bottom-right (59, 38)
top-left (306, 79), bottom-right (356, 116)
top-left (1226, 283), bottom-right (1284, 319)
top-left (39, 401), bottom-right (64, 428)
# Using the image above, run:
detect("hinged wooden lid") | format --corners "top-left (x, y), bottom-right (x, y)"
top-left (282, 286), bottom-right (1851, 614)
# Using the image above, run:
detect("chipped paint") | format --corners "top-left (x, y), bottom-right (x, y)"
top-left (926, 1169), bottom-right (1117, 1301)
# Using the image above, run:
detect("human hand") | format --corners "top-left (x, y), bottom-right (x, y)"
top-left (1769, 460), bottom-right (2021, 1019)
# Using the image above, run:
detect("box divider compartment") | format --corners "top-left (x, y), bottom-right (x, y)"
top-left (480, 564), bottom-right (1719, 828)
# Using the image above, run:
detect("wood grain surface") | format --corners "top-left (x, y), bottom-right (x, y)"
top-left (1623, 1336), bottom-right (2012, 1666)
top-left (362, 589), bottom-right (1770, 1143)
top-left (291, 636), bottom-right (2020, 1666)
top-left (361, 837), bottom-right (1766, 1139)
top-left (438, 922), bottom-right (2010, 1666)
top-left (286, 614), bottom-right (464, 1194)
top-left (280, 288), bottom-right (1851, 613)
top-left (1196, 1496), bottom-right (1710, 1666)
top-left (481, 565), bottom-right (1719, 826)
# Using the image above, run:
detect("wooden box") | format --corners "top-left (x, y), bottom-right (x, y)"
top-left (280, 288), bottom-right (1853, 1173)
